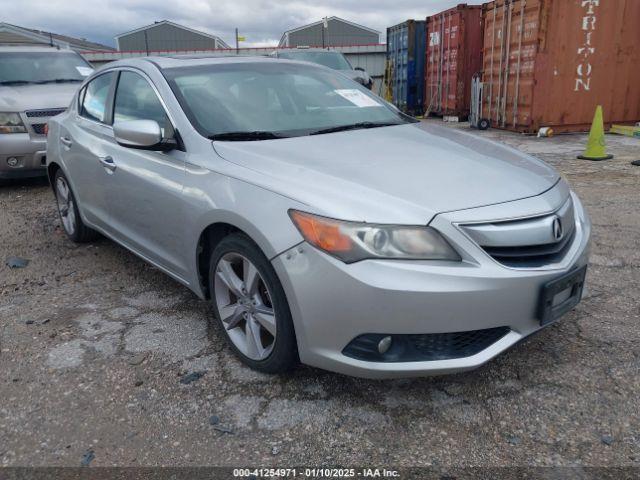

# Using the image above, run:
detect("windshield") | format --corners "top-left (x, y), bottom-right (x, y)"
top-left (0, 51), bottom-right (93, 85)
top-left (164, 62), bottom-right (412, 139)
top-left (275, 51), bottom-right (353, 70)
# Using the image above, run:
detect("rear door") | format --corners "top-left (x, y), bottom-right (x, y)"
top-left (101, 69), bottom-right (188, 278)
top-left (59, 71), bottom-right (117, 231)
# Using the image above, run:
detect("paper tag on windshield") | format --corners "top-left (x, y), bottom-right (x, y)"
top-left (76, 66), bottom-right (94, 77)
top-left (335, 89), bottom-right (381, 108)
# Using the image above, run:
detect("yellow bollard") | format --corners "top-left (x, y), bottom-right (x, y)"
top-left (578, 105), bottom-right (614, 161)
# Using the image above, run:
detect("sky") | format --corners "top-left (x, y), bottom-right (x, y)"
top-left (1, 0), bottom-right (484, 48)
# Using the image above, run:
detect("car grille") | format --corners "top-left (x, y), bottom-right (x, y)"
top-left (31, 124), bottom-right (47, 135)
top-left (342, 327), bottom-right (511, 362)
top-left (461, 197), bottom-right (576, 268)
top-left (482, 229), bottom-right (576, 267)
top-left (25, 108), bottom-right (66, 118)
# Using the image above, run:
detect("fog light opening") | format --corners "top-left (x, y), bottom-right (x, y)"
top-left (377, 336), bottom-right (392, 354)
top-left (7, 157), bottom-right (19, 167)
top-left (343, 328), bottom-right (511, 363)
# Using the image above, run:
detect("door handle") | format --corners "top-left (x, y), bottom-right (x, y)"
top-left (60, 136), bottom-right (73, 147)
top-left (98, 156), bottom-right (117, 172)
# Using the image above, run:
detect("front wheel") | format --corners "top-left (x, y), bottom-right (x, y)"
top-left (209, 233), bottom-right (298, 373)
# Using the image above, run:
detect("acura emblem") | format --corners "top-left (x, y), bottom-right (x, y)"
top-left (552, 217), bottom-right (563, 241)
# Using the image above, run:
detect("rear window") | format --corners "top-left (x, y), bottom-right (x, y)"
top-left (80, 72), bottom-right (115, 123)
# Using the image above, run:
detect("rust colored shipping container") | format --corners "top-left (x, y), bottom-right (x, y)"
top-left (425, 4), bottom-right (484, 119)
top-left (480, 0), bottom-right (640, 133)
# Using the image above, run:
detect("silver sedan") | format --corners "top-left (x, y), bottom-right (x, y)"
top-left (46, 57), bottom-right (591, 378)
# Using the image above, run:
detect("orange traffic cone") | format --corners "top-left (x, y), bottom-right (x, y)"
top-left (578, 106), bottom-right (613, 161)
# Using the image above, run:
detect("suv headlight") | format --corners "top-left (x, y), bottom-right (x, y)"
top-left (0, 113), bottom-right (27, 134)
top-left (289, 210), bottom-right (461, 263)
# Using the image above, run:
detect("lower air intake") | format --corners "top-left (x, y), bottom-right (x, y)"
top-left (343, 327), bottom-right (510, 363)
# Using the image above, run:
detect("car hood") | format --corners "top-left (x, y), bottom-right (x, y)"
top-left (0, 83), bottom-right (79, 111)
top-left (213, 123), bottom-right (560, 224)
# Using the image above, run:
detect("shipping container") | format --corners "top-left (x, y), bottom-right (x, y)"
top-left (480, 0), bottom-right (640, 133)
top-left (425, 4), bottom-right (484, 119)
top-left (386, 20), bottom-right (427, 115)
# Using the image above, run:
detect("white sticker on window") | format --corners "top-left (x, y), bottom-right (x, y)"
top-left (76, 66), bottom-right (94, 77)
top-left (335, 89), bottom-right (381, 108)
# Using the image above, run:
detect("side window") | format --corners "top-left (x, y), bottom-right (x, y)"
top-left (113, 71), bottom-right (173, 137)
top-left (80, 72), bottom-right (115, 123)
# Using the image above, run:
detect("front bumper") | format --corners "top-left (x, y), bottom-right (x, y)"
top-left (0, 133), bottom-right (47, 179)
top-left (272, 188), bottom-right (591, 379)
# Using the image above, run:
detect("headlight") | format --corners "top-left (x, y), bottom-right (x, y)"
top-left (289, 210), bottom-right (461, 263)
top-left (0, 112), bottom-right (27, 134)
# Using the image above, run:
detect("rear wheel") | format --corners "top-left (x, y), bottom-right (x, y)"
top-left (209, 234), bottom-right (298, 373)
top-left (53, 169), bottom-right (98, 243)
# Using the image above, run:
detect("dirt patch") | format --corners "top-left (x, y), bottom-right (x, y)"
top-left (0, 127), bottom-right (638, 467)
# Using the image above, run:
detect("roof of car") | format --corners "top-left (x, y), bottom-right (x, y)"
top-left (0, 45), bottom-right (81, 53)
top-left (277, 49), bottom-right (342, 54)
top-left (142, 55), bottom-right (300, 70)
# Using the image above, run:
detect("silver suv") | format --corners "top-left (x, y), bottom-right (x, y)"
top-left (0, 46), bottom-right (93, 179)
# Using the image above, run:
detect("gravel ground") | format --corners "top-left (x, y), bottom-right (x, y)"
top-left (1, 122), bottom-right (639, 468)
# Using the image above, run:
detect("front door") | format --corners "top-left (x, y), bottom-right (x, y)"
top-left (102, 70), bottom-right (189, 279)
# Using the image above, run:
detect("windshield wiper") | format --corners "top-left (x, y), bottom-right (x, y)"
top-left (35, 79), bottom-right (83, 84)
top-left (208, 131), bottom-right (288, 141)
top-left (309, 122), bottom-right (403, 136)
top-left (0, 80), bottom-right (36, 86)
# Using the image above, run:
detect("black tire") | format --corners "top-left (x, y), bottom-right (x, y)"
top-left (478, 118), bottom-right (490, 130)
top-left (53, 169), bottom-right (98, 243)
top-left (209, 233), bottom-right (299, 373)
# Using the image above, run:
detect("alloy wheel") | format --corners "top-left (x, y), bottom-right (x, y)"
top-left (214, 252), bottom-right (277, 361)
top-left (55, 176), bottom-right (76, 235)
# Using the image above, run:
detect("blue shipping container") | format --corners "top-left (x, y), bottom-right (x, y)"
top-left (386, 20), bottom-right (426, 115)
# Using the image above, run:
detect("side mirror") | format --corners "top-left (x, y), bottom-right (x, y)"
top-left (354, 67), bottom-right (365, 72)
top-left (114, 120), bottom-right (176, 151)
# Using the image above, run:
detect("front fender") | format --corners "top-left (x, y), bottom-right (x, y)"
top-left (184, 168), bottom-right (307, 295)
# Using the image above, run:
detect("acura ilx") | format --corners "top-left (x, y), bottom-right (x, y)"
top-left (46, 56), bottom-right (590, 378)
